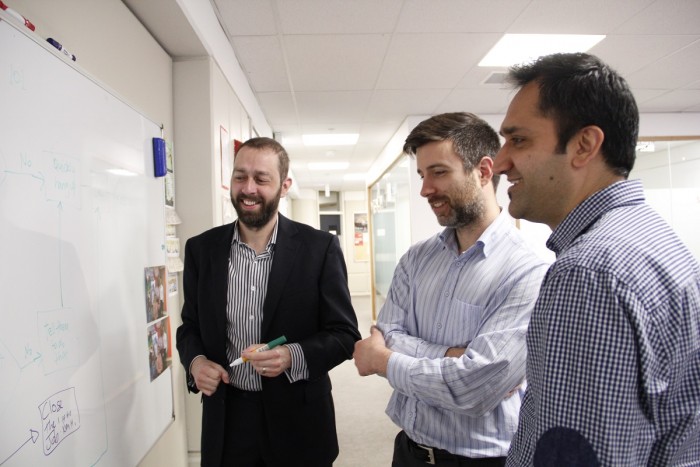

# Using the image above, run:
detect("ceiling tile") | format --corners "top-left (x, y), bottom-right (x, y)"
top-left (295, 91), bottom-right (373, 123)
top-left (625, 40), bottom-right (700, 89)
top-left (508, 0), bottom-right (654, 34)
top-left (590, 34), bottom-right (700, 76)
top-left (396, 0), bottom-right (529, 33)
top-left (614, 0), bottom-right (700, 35)
top-left (256, 92), bottom-right (297, 125)
top-left (365, 89), bottom-right (451, 122)
top-left (435, 88), bottom-right (513, 116)
top-left (231, 36), bottom-right (289, 92)
top-left (214, 0), bottom-right (277, 36)
top-left (377, 33), bottom-right (501, 90)
top-left (284, 35), bottom-right (390, 91)
top-left (638, 89), bottom-right (700, 112)
top-left (276, 0), bottom-right (403, 34)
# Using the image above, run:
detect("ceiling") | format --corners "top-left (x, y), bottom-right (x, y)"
top-left (124, 0), bottom-right (700, 193)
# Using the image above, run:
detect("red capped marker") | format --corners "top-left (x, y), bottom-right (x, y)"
top-left (0, 0), bottom-right (35, 31)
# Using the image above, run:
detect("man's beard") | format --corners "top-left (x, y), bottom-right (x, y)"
top-left (432, 184), bottom-right (485, 228)
top-left (231, 187), bottom-right (281, 229)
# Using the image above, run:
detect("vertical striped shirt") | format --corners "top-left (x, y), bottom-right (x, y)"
top-left (226, 218), bottom-right (309, 391)
top-left (506, 180), bottom-right (700, 466)
top-left (378, 209), bottom-right (549, 458)
top-left (226, 219), bottom-right (277, 390)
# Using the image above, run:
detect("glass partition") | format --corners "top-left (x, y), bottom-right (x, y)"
top-left (369, 155), bottom-right (412, 320)
top-left (630, 137), bottom-right (700, 260)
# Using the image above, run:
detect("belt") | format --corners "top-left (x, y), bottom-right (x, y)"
top-left (406, 435), bottom-right (504, 466)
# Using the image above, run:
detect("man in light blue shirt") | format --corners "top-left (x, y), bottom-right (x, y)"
top-left (354, 112), bottom-right (548, 466)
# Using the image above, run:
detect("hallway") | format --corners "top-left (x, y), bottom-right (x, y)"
top-left (331, 295), bottom-right (397, 466)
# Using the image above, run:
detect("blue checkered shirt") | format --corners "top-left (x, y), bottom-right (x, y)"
top-left (506, 180), bottom-right (700, 466)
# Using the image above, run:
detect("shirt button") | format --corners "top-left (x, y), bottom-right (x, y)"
top-left (249, 315), bottom-right (254, 320)
top-left (437, 323), bottom-right (442, 329)
top-left (251, 285), bottom-right (256, 292)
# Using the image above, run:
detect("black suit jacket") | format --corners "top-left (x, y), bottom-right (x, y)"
top-left (176, 215), bottom-right (361, 466)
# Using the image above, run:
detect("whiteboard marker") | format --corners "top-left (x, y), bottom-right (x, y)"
top-left (47, 38), bottom-right (77, 61)
top-left (0, 0), bottom-right (35, 31)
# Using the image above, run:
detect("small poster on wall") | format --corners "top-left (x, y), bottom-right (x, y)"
top-left (354, 212), bottom-right (370, 262)
top-left (144, 265), bottom-right (167, 323)
top-left (147, 317), bottom-right (171, 382)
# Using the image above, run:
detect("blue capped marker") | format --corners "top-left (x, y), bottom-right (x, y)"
top-left (47, 38), bottom-right (77, 61)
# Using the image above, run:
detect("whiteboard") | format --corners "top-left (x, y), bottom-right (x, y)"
top-left (0, 15), bottom-right (173, 467)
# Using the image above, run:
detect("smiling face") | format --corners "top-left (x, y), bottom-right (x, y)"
top-left (494, 82), bottom-right (574, 230)
top-left (230, 146), bottom-right (291, 230)
top-left (416, 140), bottom-right (485, 228)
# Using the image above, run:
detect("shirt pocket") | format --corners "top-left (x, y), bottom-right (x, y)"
top-left (448, 300), bottom-right (484, 345)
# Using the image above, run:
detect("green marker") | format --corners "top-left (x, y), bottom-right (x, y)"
top-left (230, 335), bottom-right (287, 367)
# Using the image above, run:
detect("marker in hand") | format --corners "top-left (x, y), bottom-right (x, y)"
top-left (230, 335), bottom-right (287, 367)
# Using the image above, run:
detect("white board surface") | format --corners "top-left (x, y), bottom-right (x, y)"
top-left (0, 15), bottom-right (173, 467)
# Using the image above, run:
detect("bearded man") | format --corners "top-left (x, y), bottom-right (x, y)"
top-left (177, 137), bottom-right (360, 467)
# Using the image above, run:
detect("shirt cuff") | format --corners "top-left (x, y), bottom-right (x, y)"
top-left (284, 343), bottom-right (309, 383)
top-left (386, 352), bottom-right (415, 394)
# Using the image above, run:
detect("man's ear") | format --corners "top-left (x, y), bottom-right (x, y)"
top-left (280, 177), bottom-right (292, 198)
top-left (571, 125), bottom-right (605, 169)
top-left (477, 156), bottom-right (495, 187)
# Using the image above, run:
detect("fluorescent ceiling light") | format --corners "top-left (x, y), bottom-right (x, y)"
top-left (342, 173), bottom-right (367, 181)
top-left (479, 34), bottom-right (606, 67)
top-left (302, 133), bottom-right (359, 146)
top-left (308, 161), bottom-right (350, 171)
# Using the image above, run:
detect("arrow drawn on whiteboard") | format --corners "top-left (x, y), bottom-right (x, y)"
top-left (19, 350), bottom-right (42, 370)
top-left (0, 429), bottom-right (39, 466)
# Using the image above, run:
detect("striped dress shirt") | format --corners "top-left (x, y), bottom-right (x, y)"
top-left (378, 209), bottom-right (549, 458)
top-left (506, 180), bottom-right (700, 466)
top-left (227, 217), bottom-right (308, 391)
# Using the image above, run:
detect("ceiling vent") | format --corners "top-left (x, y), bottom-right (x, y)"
top-left (482, 71), bottom-right (508, 85)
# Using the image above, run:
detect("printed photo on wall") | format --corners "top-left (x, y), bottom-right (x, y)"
top-left (144, 265), bottom-right (167, 323)
top-left (147, 317), bottom-right (171, 382)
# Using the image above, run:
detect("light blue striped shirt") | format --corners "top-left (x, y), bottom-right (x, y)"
top-left (378, 209), bottom-right (549, 458)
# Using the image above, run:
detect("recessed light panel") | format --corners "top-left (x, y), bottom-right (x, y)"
top-left (479, 34), bottom-right (606, 67)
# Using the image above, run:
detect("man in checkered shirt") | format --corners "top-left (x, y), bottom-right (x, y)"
top-left (494, 52), bottom-right (700, 466)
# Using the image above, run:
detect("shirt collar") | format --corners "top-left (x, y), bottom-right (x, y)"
top-left (547, 179), bottom-right (645, 256)
top-left (232, 214), bottom-right (279, 251)
top-left (438, 208), bottom-right (511, 257)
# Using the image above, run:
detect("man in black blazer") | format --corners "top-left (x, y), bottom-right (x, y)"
top-left (176, 137), bottom-right (361, 467)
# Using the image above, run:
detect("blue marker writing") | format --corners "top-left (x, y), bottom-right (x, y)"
top-left (47, 38), bottom-right (76, 61)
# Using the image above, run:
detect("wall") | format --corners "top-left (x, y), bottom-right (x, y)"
top-left (8, 1), bottom-right (187, 467)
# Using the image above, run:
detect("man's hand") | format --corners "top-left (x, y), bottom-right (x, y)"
top-left (191, 357), bottom-right (229, 396)
top-left (445, 346), bottom-right (466, 358)
top-left (353, 326), bottom-right (392, 377)
top-left (243, 344), bottom-right (292, 378)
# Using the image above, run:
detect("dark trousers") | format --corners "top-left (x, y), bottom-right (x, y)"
top-left (392, 431), bottom-right (506, 467)
top-left (222, 386), bottom-right (269, 467)
top-left (221, 386), bottom-right (332, 467)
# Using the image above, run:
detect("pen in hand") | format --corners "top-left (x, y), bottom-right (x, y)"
top-left (230, 335), bottom-right (287, 367)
